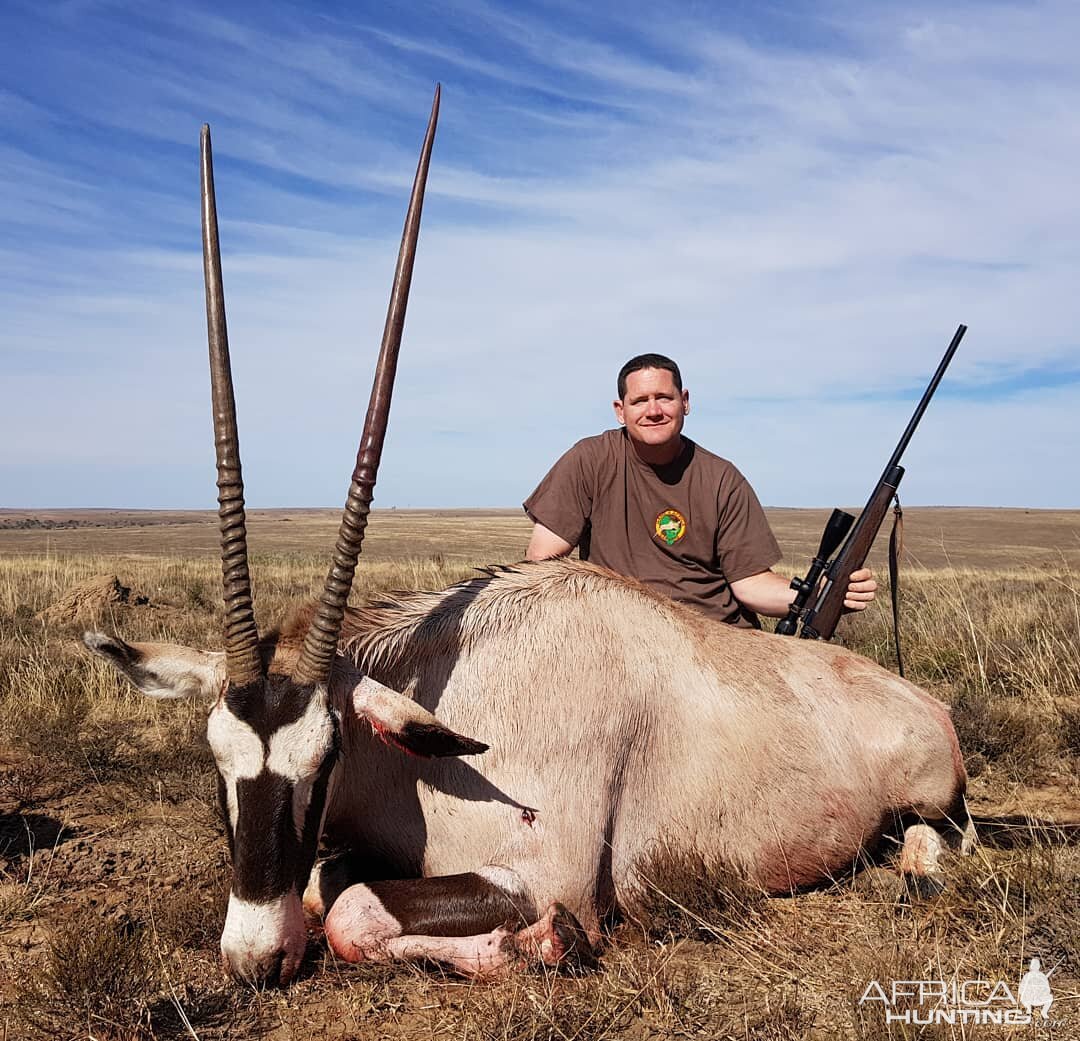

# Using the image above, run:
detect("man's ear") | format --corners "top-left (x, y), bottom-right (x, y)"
top-left (82, 631), bottom-right (225, 701)
top-left (613, 397), bottom-right (625, 426)
top-left (350, 676), bottom-right (488, 758)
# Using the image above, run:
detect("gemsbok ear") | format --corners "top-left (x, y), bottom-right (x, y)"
top-left (82, 631), bottom-right (226, 701)
top-left (350, 676), bottom-right (488, 758)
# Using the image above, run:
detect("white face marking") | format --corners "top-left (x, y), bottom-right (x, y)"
top-left (266, 687), bottom-right (333, 777)
top-left (206, 688), bottom-right (336, 843)
top-left (207, 706), bottom-right (264, 778)
top-left (207, 705), bottom-right (265, 832)
top-left (266, 686), bottom-right (336, 842)
top-left (220, 890), bottom-right (306, 983)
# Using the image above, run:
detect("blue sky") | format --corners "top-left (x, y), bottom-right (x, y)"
top-left (2, 0), bottom-right (1078, 509)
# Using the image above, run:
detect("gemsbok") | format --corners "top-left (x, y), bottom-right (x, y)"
top-left (83, 87), bottom-right (970, 986)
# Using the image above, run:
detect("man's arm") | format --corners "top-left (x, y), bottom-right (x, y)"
top-left (526, 522), bottom-right (574, 561)
top-left (523, 437), bottom-right (594, 562)
top-left (730, 568), bottom-right (877, 618)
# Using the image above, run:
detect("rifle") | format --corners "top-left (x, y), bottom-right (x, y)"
top-left (775, 324), bottom-right (967, 666)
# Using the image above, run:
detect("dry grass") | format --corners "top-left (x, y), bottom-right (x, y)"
top-left (1, 510), bottom-right (1078, 1039)
top-left (829, 565), bottom-right (1080, 788)
top-left (13, 912), bottom-right (160, 1039)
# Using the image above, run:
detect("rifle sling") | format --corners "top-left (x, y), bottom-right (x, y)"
top-left (888, 496), bottom-right (905, 677)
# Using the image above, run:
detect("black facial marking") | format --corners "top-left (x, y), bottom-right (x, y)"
top-left (232, 772), bottom-right (298, 901)
top-left (367, 873), bottom-right (533, 936)
top-left (225, 677), bottom-right (314, 742)
top-left (226, 714), bottom-right (340, 902)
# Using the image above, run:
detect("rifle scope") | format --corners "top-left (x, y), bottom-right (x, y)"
top-left (775, 508), bottom-right (854, 635)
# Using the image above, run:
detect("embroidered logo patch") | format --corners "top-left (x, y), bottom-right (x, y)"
top-left (654, 509), bottom-right (687, 545)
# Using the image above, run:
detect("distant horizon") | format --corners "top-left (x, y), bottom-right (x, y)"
top-left (2, 503), bottom-right (1076, 514)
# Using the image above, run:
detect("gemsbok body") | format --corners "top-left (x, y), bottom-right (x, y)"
top-left (83, 88), bottom-right (969, 985)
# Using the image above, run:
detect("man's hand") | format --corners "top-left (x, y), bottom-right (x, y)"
top-left (843, 568), bottom-right (877, 612)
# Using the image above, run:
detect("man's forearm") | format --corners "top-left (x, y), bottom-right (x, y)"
top-left (731, 568), bottom-right (878, 618)
top-left (728, 571), bottom-right (795, 618)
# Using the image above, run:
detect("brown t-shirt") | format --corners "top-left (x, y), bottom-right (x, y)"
top-left (523, 429), bottom-right (781, 626)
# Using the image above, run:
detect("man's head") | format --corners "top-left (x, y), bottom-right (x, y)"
top-left (614, 354), bottom-right (689, 459)
top-left (616, 354), bottom-right (682, 400)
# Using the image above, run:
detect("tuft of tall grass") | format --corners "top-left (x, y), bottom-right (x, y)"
top-left (627, 841), bottom-right (765, 943)
top-left (841, 565), bottom-right (1080, 787)
top-left (14, 912), bottom-right (160, 1040)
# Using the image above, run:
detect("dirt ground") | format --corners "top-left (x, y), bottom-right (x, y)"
top-left (1, 509), bottom-right (1078, 1039)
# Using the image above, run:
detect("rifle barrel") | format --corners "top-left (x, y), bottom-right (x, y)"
top-left (794, 321), bottom-right (968, 644)
top-left (881, 323), bottom-right (966, 482)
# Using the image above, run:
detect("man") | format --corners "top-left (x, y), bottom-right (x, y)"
top-left (523, 353), bottom-right (876, 627)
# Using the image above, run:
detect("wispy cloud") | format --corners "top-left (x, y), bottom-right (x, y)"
top-left (2, 0), bottom-right (1078, 507)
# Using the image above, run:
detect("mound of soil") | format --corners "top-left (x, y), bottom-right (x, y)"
top-left (35, 574), bottom-right (150, 624)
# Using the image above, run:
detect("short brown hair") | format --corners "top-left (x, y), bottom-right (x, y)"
top-left (617, 354), bottom-right (682, 400)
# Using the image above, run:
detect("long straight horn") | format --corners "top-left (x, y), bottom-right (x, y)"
top-left (201, 124), bottom-right (262, 689)
top-left (295, 86), bottom-right (440, 687)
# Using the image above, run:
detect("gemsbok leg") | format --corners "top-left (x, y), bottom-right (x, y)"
top-left (323, 870), bottom-right (597, 977)
top-left (898, 792), bottom-right (975, 894)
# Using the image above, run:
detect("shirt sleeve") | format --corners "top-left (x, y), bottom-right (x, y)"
top-left (523, 439), bottom-right (595, 547)
top-left (714, 468), bottom-right (782, 583)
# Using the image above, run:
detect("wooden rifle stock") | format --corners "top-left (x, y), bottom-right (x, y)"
top-left (799, 464), bottom-right (903, 641)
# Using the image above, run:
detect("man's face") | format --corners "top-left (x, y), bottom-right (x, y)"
top-left (613, 368), bottom-right (690, 449)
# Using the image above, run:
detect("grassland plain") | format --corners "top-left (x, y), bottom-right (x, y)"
top-left (0, 508), bottom-right (1077, 1040)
